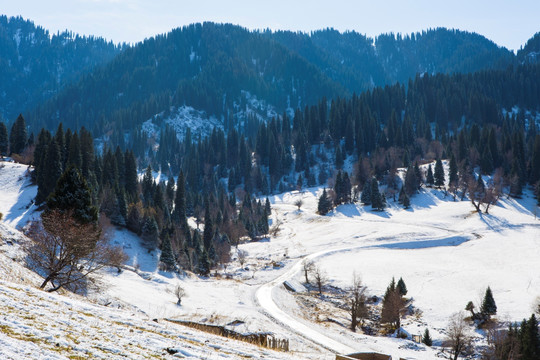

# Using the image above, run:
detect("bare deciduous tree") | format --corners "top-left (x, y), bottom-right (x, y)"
top-left (349, 273), bottom-right (367, 332)
top-left (443, 311), bottom-right (473, 360)
top-left (302, 259), bottom-right (315, 284)
top-left (294, 199), bottom-right (303, 210)
top-left (237, 249), bottom-right (247, 267)
top-left (174, 284), bottom-right (186, 305)
top-left (313, 265), bottom-right (327, 295)
top-left (25, 210), bottom-right (126, 292)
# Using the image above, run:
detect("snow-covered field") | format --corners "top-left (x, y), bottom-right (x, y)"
top-left (1, 159), bottom-right (539, 359)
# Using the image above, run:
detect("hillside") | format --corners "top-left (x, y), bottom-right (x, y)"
top-left (1, 159), bottom-right (538, 359)
top-left (24, 23), bottom-right (519, 139)
top-left (0, 16), bottom-right (122, 123)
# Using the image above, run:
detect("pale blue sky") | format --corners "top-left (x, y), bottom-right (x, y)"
top-left (4, 0), bottom-right (539, 51)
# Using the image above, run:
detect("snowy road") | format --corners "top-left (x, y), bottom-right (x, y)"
top-left (254, 217), bottom-right (470, 357)
top-left (255, 252), bottom-right (356, 355)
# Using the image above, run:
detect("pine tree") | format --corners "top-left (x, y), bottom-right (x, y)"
top-left (9, 114), bottom-right (27, 155)
top-left (530, 135), bottom-right (540, 185)
top-left (519, 314), bottom-right (539, 360)
top-left (335, 145), bottom-right (343, 169)
top-left (422, 328), bottom-right (433, 346)
top-left (434, 158), bottom-right (445, 187)
top-left (159, 234), bottom-right (178, 272)
top-left (203, 200), bottom-right (213, 251)
top-left (481, 286), bottom-right (497, 316)
top-left (404, 165), bottom-right (418, 195)
top-left (426, 165), bottom-right (435, 187)
top-left (414, 162), bottom-right (422, 188)
top-left (141, 217), bottom-right (159, 248)
top-left (397, 277), bottom-right (408, 296)
top-left (0, 122), bottom-right (8, 156)
top-left (361, 178), bottom-right (372, 205)
top-left (402, 192), bottom-right (410, 209)
top-left (317, 188), bottom-right (332, 215)
top-left (199, 250), bottom-right (210, 275)
top-left (448, 154), bottom-right (458, 185)
top-left (46, 165), bottom-right (98, 224)
top-left (142, 165), bottom-right (154, 207)
top-left (124, 150), bottom-right (138, 201)
top-left (36, 138), bottom-right (63, 205)
top-left (371, 177), bottom-right (385, 211)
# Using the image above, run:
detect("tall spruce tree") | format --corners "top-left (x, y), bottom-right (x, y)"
top-left (317, 188), bottom-right (332, 215)
top-left (481, 286), bottom-right (497, 316)
top-left (36, 138), bottom-right (63, 204)
top-left (173, 171), bottom-right (187, 227)
top-left (124, 150), bottom-right (138, 201)
top-left (426, 165), bottom-right (435, 187)
top-left (46, 165), bottom-right (98, 224)
top-left (203, 200), bottom-right (213, 251)
top-left (371, 177), bottom-right (385, 211)
top-left (530, 135), bottom-right (540, 185)
top-left (422, 328), bottom-right (433, 346)
top-left (0, 122), bottom-right (8, 156)
top-left (397, 277), bottom-right (408, 296)
top-left (361, 178), bottom-right (372, 205)
top-left (434, 158), bottom-right (445, 187)
top-left (448, 154), bottom-right (458, 185)
top-left (159, 234), bottom-right (178, 272)
top-left (9, 114), bottom-right (27, 155)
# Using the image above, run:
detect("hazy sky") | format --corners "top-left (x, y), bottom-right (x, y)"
top-left (3, 0), bottom-right (539, 51)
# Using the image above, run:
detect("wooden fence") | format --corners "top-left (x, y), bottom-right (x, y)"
top-left (336, 353), bottom-right (406, 360)
top-left (166, 319), bottom-right (289, 351)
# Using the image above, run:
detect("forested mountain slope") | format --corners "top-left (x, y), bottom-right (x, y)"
top-left (0, 16), bottom-right (122, 122)
top-left (25, 24), bottom-right (520, 139)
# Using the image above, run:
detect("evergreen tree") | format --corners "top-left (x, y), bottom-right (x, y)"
top-left (404, 165), bottom-right (418, 195)
top-left (317, 188), bottom-right (332, 215)
top-left (361, 178), bottom-right (372, 205)
top-left (0, 122), bottom-right (8, 156)
top-left (203, 201), bottom-right (213, 251)
top-left (335, 145), bottom-right (343, 169)
top-left (9, 114), bottom-right (27, 155)
top-left (142, 165), bottom-right (154, 207)
top-left (66, 132), bottom-right (82, 169)
top-left (46, 165), bottom-right (98, 224)
top-left (519, 314), bottom-right (539, 360)
top-left (530, 135), bottom-right (540, 185)
top-left (36, 138), bottom-right (63, 204)
top-left (422, 328), bottom-right (433, 346)
top-left (481, 286), bottom-right (497, 316)
top-left (397, 277), bottom-right (408, 296)
top-left (371, 177), bottom-right (385, 211)
top-left (402, 192), bottom-right (410, 209)
top-left (141, 217), bottom-right (159, 248)
top-left (159, 234), bottom-right (178, 272)
top-left (199, 250), bottom-right (210, 276)
top-left (426, 164), bottom-right (435, 187)
top-left (434, 158), bottom-right (445, 187)
top-left (173, 171), bottom-right (187, 226)
top-left (414, 162), bottom-right (422, 188)
top-left (124, 150), bottom-right (138, 201)
top-left (448, 154), bottom-right (458, 185)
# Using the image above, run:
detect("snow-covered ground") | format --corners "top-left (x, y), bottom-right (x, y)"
top-left (1, 159), bottom-right (539, 360)
top-left (0, 161), bottom-right (37, 228)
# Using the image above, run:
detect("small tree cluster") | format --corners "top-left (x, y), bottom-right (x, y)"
top-left (466, 286), bottom-right (497, 322)
top-left (381, 277), bottom-right (407, 331)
